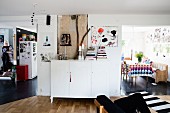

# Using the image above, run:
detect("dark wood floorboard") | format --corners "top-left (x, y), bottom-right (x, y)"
top-left (0, 77), bottom-right (37, 105)
top-left (121, 76), bottom-right (170, 95)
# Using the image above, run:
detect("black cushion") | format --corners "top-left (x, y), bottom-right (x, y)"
top-left (96, 95), bottom-right (125, 113)
top-left (114, 93), bottom-right (151, 113)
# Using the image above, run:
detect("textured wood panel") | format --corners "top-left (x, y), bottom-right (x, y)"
top-left (57, 15), bottom-right (88, 59)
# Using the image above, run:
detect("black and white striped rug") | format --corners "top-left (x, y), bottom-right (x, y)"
top-left (130, 91), bottom-right (170, 113)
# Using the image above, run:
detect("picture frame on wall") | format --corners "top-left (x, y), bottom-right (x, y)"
top-left (60, 34), bottom-right (71, 46)
top-left (43, 35), bottom-right (51, 46)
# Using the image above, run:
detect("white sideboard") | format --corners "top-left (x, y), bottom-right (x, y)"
top-left (50, 60), bottom-right (109, 103)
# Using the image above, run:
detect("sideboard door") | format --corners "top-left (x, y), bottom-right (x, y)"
top-left (69, 61), bottom-right (91, 97)
top-left (51, 60), bottom-right (70, 97)
top-left (91, 61), bottom-right (109, 97)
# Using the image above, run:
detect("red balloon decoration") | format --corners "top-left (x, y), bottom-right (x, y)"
top-left (98, 28), bottom-right (104, 34)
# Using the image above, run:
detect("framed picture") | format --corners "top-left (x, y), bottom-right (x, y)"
top-left (0, 35), bottom-right (4, 44)
top-left (60, 34), bottom-right (71, 46)
top-left (43, 35), bottom-right (51, 46)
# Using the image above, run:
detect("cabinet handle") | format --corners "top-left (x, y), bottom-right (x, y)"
top-left (70, 72), bottom-right (71, 82)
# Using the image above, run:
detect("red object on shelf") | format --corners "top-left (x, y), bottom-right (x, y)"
top-left (16, 65), bottom-right (28, 81)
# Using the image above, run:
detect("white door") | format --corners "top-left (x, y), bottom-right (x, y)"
top-left (51, 60), bottom-right (70, 97)
top-left (91, 61), bottom-right (109, 97)
top-left (69, 61), bottom-right (91, 97)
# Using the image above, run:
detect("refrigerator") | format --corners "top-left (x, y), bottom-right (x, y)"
top-left (19, 41), bottom-right (37, 79)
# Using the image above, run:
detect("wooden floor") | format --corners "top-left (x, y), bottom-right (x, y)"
top-left (0, 96), bottom-right (170, 113)
top-left (0, 96), bottom-right (96, 113)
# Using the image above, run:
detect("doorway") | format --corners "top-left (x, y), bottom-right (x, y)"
top-left (121, 25), bottom-right (170, 95)
top-left (0, 26), bottom-right (38, 104)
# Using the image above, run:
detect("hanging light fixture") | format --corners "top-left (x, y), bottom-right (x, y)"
top-left (31, 3), bottom-right (37, 25)
top-left (31, 12), bottom-right (34, 25)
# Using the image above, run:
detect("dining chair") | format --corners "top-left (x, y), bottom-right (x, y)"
top-left (121, 61), bottom-right (129, 80)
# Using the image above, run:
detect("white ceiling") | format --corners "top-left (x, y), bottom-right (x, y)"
top-left (0, 0), bottom-right (170, 16)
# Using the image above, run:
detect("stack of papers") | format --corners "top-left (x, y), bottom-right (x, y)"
top-left (97, 48), bottom-right (107, 60)
top-left (85, 50), bottom-right (96, 60)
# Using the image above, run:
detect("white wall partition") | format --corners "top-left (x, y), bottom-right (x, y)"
top-left (37, 15), bottom-right (57, 96)
top-left (88, 14), bottom-right (170, 96)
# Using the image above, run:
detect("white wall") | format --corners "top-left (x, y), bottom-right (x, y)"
top-left (0, 16), bottom-right (37, 32)
top-left (122, 31), bottom-right (145, 61)
top-left (88, 14), bottom-right (170, 96)
top-left (8, 29), bottom-right (13, 47)
top-left (37, 15), bottom-right (57, 96)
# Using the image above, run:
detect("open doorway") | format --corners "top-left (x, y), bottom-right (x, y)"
top-left (0, 24), bottom-right (38, 104)
top-left (121, 25), bottom-right (170, 95)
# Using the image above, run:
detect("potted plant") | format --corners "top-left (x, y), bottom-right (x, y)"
top-left (135, 52), bottom-right (144, 63)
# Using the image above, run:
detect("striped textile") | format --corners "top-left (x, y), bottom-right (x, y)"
top-left (130, 91), bottom-right (170, 113)
top-left (128, 64), bottom-right (154, 76)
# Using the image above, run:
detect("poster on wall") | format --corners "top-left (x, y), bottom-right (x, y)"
top-left (91, 26), bottom-right (118, 47)
top-left (0, 35), bottom-right (4, 44)
top-left (39, 32), bottom-right (55, 50)
top-left (43, 35), bottom-right (51, 46)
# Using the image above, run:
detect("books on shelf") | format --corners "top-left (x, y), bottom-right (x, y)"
top-left (97, 47), bottom-right (107, 60)
top-left (85, 46), bottom-right (108, 60)
top-left (85, 48), bottom-right (96, 60)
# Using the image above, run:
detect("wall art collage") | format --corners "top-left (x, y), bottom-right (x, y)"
top-left (145, 27), bottom-right (170, 56)
top-left (91, 26), bottom-right (118, 47)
